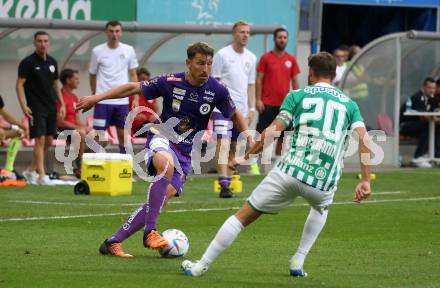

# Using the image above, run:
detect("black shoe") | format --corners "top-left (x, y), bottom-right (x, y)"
top-left (99, 240), bottom-right (109, 255)
top-left (12, 169), bottom-right (24, 181)
top-left (219, 187), bottom-right (233, 198)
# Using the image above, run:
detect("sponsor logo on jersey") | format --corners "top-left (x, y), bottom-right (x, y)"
top-left (314, 167), bottom-right (327, 180)
top-left (173, 87), bottom-right (186, 96)
top-left (200, 103), bottom-right (211, 115)
top-left (167, 76), bottom-right (182, 82)
top-left (120, 54), bottom-right (125, 60)
top-left (189, 92), bottom-right (199, 102)
top-left (285, 60), bottom-right (292, 68)
top-left (203, 90), bottom-right (215, 102)
top-left (172, 99), bottom-right (182, 112)
top-left (173, 94), bottom-right (184, 100)
top-left (203, 95), bottom-right (214, 102)
top-left (284, 154), bottom-right (315, 174)
top-left (304, 86), bottom-right (349, 103)
top-left (204, 90), bottom-right (215, 96)
top-left (177, 118), bottom-right (191, 133)
top-left (49, 65), bottom-right (55, 73)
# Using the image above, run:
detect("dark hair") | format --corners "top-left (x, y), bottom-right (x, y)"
top-left (187, 42), bottom-right (214, 59)
top-left (34, 31), bottom-right (49, 40)
top-left (60, 68), bottom-right (78, 85)
top-left (337, 44), bottom-right (349, 52)
top-left (137, 67), bottom-right (151, 77)
top-left (105, 20), bottom-right (122, 29)
top-left (436, 78), bottom-right (440, 86)
top-left (348, 45), bottom-right (361, 61)
top-left (423, 77), bottom-right (436, 86)
top-left (273, 27), bottom-right (288, 39)
top-left (308, 52), bottom-right (336, 79)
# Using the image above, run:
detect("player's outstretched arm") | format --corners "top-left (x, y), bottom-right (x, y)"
top-left (76, 82), bottom-right (141, 112)
top-left (229, 119), bottom-right (286, 170)
top-left (354, 126), bottom-right (372, 203)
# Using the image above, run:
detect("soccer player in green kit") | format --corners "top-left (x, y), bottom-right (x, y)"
top-left (182, 51), bottom-right (372, 277)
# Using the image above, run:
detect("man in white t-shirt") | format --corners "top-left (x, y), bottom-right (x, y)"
top-left (212, 20), bottom-right (257, 198)
top-left (89, 20), bottom-right (139, 153)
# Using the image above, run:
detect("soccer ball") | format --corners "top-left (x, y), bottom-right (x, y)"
top-left (158, 229), bottom-right (189, 258)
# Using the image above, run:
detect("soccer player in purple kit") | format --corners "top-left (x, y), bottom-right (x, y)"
top-left (77, 42), bottom-right (253, 257)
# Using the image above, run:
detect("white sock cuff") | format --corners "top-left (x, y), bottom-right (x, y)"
top-left (227, 215), bottom-right (244, 231)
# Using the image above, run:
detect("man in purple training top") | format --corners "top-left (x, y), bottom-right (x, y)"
top-left (77, 42), bottom-right (252, 257)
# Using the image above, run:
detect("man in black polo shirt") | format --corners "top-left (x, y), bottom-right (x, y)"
top-left (400, 77), bottom-right (439, 168)
top-left (16, 31), bottom-right (65, 185)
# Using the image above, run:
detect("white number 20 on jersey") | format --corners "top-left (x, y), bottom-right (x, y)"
top-left (299, 98), bottom-right (347, 141)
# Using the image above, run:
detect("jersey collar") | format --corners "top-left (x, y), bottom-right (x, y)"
top-left (314, 82), bottom-right (333, 88)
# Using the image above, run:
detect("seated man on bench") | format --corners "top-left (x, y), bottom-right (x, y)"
top-left (400, 77), bottom-right (440, 168)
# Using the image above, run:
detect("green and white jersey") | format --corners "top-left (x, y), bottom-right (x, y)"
top-left (275, 82), bottom-right (365, 192)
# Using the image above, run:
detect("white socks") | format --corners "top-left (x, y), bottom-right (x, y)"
top-left (291, 208), bottom-right (328, 269)
top-left (200, 215), bottom-right (244, 267)
top-left (197, 208), bottom-right (327, 270)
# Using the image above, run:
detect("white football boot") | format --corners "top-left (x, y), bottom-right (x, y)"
top-left (181, 260), bottom-right (208, 277)
top-left (289, 258), bottom-right (308, 277)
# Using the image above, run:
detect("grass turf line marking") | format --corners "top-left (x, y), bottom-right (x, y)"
top-left (372, 191), bottom-right (405, 195)
top-left (8, 191), bottom-right (403, 206)
top-left (2, 196), bottom-right (440, 222)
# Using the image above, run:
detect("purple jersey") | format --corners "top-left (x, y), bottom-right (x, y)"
top-left (140, 72), bottom-right (236, 153)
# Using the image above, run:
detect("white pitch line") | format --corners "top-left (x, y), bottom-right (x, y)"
top-left (0, 212), bottom-right (128, 222)
top-left (8, 200), bottom-right (185, 206)
top-left (8, 191), bottom-right (403, 207)
top-left (372, 191), bottom-right (405, 195)
top-left (1, 196), bottom-right (440, 223)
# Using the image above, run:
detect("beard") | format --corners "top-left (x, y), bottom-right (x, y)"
top-left (275, 42), bottom-right (286, 51)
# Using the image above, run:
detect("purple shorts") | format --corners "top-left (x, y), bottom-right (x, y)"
top-left (93, 103), bottom-right (129, 130)
top-left (144, 133), bottom-right (191, 196)
top-left (212, 111), bottom-right (240, 141)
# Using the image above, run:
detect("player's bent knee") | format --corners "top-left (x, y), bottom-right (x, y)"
top-left (152, 151), bottom-right (175, 179)
top-left (235, 202), bottom-right (262, 227)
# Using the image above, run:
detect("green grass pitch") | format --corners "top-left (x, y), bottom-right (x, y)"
top-left (1, 169), bottom-right (439, 288)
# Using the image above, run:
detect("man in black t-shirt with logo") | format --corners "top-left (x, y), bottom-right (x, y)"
top-left (16, 31), bottom-right (65, 185)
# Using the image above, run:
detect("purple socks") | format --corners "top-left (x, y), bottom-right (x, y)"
top-left (107, 203), bottom-right (147, 243)
top-left (107, 176), bottom-right (171, 243)
top-left (144, 176), bottom-right (170, 233)
top-left (218, 176), bottom-right (231, 189)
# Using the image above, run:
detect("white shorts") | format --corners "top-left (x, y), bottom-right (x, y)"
top-left (247, 167), bottom-right (335, 214)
